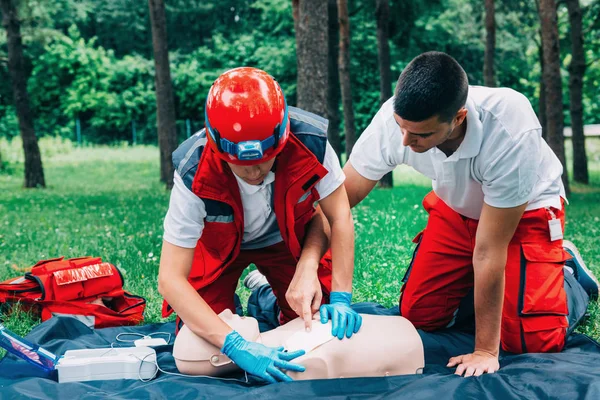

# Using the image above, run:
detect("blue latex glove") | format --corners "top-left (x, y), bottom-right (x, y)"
top-left (319, 291), bottom-right (363, 339)
top-left (221, 330), bottom-right (306, 383)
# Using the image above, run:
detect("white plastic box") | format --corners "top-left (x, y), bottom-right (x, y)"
top-left (56, 346), bottom-right (157, 383)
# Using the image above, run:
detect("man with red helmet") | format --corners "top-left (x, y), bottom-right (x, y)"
top-left (158, 67), bottom-right (360, 383)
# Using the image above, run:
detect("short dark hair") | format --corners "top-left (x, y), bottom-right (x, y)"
top-left (393, 51), bottom-right (468, 123)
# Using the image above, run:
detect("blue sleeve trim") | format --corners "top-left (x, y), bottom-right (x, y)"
top-left (202, 198), bottom-right (234, 219)
top-left (289, 107), bottom-right (328, 164)
top-left (172, 129), bottom-right (207, 191)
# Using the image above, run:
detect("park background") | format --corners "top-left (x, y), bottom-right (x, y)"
top-left (0, 0), bottom-right (599, 347)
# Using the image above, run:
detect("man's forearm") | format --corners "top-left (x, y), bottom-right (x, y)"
top-left (158, 242), bottom-right (233, 347)
top-left (297, 209), bottom-right (331, 270)
top-left (473, 255), bottom-right (506, 356)
top-left (159, 275), bottom-right (233, 347)
top-left (330, 210), bottom-right (355, 293)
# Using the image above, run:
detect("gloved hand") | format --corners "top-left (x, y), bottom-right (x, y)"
top-left (221, 330), bottom-right (306, 383)
top-left (319, 291), bottom-right (363, 339)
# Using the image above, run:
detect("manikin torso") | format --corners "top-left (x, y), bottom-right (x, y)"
top-left (173, 309), bottom-right (424, 380)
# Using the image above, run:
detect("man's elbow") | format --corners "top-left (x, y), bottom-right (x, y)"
top-left (344, 186), bottom-right (362, 209)
top-left (157, 273), bottom-right (169, 298)
top-left (348, 195), bottom-right (360, 209)
top-left (473, 244), bottom-right (508, 271)
top-left (157, 269), bottom-right (181, 298)
top-left (329, 208), bottom-right (354, 230)
top-left (473, 245), bottom-right (489, 262)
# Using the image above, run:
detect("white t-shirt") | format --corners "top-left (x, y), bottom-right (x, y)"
top-left (349, 86), bottom-right (565, 220)
top-left (163, 141), bottom-right (345, 249)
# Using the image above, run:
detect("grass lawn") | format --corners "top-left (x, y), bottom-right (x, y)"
top-left (1, 137), bottom-right (599, 350)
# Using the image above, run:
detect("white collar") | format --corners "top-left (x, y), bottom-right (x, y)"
top-left (432, 95), bottom-right (483, 161)
top-left (234, 171), bottom-right (276, 195)
top-left (455, 96), bottom-right (483, 159)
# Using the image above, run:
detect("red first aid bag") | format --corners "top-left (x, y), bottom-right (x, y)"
top-left (0, 256), bottom-right (146, 329)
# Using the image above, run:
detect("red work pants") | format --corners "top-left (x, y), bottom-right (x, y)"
top-left (400, 192), bottom-right (570, 353)
top-left (179, 241), bottom-right (332, 331)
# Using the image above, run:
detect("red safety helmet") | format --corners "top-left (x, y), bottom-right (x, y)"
top-left (205, 67), bottom-right (290, 166)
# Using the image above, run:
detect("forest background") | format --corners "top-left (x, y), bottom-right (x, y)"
top-left (0, 0), bottom-right (598, 154)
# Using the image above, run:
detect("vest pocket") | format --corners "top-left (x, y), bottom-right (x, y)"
top-left (201, 221), bottom-right (238, 264)
top-left (518, 242), bottom-right (570, 316)
top-left (294, 189), bottom-right (317, 215)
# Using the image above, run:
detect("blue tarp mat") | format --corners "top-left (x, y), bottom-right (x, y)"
top-left (1, 308), bottom-right (600, 399)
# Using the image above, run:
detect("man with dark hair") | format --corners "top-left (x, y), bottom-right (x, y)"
top-left (393, 51), bottom-right (468, 124)
top-left (342, 51), bottom-right (598, 377)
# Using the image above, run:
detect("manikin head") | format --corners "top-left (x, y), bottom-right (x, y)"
top-left (393, 51), bottom-right (469, 153)
top-left (173, 309), bottom-right (260, 376)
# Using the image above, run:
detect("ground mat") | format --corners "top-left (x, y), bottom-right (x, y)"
top-left (2, 309), bottom-right (600, 399)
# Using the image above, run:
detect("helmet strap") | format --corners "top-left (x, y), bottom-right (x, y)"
top-left (205, 98), bottom-right (223, 153)
top-left (272, 124), bottom-right (280, 150)
top-left (213, 128), bottom-right (223, 153)
top-left (271, 96), bottom-right (288, 150)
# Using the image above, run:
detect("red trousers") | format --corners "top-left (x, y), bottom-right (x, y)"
top-left (400, 192), bottom-right (570, 353)
top-left (182, 242), bottom-right (332, 330)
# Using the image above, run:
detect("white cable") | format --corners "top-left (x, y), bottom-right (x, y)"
top-left (115, 331), bottom-right (172, 345)
top-left (109, 331), bottom-right (249, 384)
top-left (132, 352), bottom-right (249, 384)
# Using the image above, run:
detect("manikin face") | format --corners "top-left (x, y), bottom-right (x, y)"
top-left (173, 309), bottom-right (260, 362)
top-left (393, 108), bottom-right (467, 153)
top-left (227, 157), bottom-right (276, 185)
top-left (220, 309), bottom-right (245, 323)
top-left (219, 309), bottom-right (261, 340)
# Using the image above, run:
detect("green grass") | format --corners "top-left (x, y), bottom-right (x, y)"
top-left (1, 137), bottom-right (599, 347)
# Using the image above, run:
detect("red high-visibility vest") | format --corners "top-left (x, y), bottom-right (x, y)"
top-left (162, 116), bottom-right (334, 318)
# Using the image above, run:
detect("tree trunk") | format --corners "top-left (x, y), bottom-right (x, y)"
top-left (376, 0), bottom-right (393, 188)
top-left (327, 0), bottom-right (342, 163)
top-left (295, 0), bottom-right (328, 118)
top-left (566, 0), bottom-right (588, 184)
top-left (0, 0), bottom-right (45, 188)
top-left (148, 0), bottom-right (177, 189)
top-left (337, 0), bottom-right (356, 158)
top-left (538, 41), bottom-right (548, 141)
top-left (539, 0), bottom-right (570, 196)
top-left (483, 0), bottom-right (496, 87)
top-left (292, 0), bottom-right (300, 58)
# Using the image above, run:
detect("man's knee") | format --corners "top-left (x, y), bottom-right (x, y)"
top-left (400, 294), bottom-right (454, 331)
top-left (501, 315), bottom-right (567, 353)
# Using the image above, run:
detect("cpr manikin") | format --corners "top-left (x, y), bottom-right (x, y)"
top-left (173, 309), bottom-right (424, 380)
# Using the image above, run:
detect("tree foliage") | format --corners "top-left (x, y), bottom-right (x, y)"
top-left (0, 0), bottom-right (598, 146)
